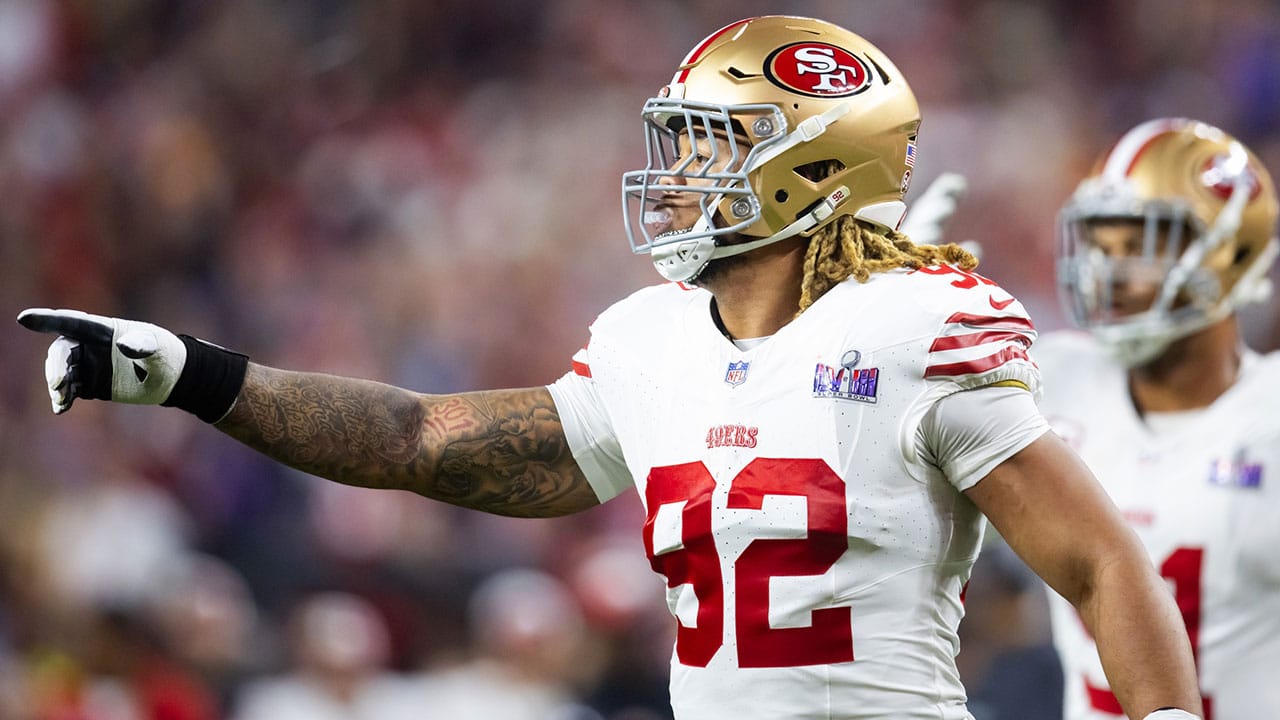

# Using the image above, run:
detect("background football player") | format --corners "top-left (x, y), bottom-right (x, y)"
top-left (1039, 118), bottom-right (1280, 720)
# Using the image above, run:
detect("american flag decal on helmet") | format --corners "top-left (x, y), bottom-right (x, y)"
top-left (924, 311), bottom-right (1035, 379)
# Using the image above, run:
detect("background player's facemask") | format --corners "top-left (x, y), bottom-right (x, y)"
top-left (1057, 160), bottom-right (1275, 366)
top-left (1055, 119), bottom-right (1279, 367)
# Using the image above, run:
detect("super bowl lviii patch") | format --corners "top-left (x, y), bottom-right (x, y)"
top-left (812, 362), bottom-right (878, 403)
top-left (1207, 454), bottom-right (1263, 489)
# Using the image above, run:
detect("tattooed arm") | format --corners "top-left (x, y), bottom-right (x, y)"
top-left (14, 309), bottom-right (596, 516)
top-left (215, 363), bottom-right (600, 518)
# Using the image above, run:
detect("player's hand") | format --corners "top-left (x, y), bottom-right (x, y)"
top-left (900, 172), bottom-right (968, 246)
top-left (17, 308), bottom-right (189, 414)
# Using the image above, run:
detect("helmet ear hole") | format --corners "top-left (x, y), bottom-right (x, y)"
top-left (775, 189), bottom-right (789, 203)
top-left (1233, 245), bottom-right (1251, 266)
top-left (793, 159), bottom-right (847, 183)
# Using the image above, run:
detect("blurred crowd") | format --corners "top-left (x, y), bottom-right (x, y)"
top-left (0, 1), bottom-right (1277, 718)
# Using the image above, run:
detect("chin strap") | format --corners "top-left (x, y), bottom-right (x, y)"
top-left (712, 185), bottom-right (851, 260)
top-left (652, 185), bottom-right (851, 282)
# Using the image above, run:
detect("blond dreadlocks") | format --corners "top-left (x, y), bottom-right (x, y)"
top-left (797, 215), bottom-right (977, 313)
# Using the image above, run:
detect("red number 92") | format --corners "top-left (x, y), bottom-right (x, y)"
top-left (642, 458), bottom-right (854, 668)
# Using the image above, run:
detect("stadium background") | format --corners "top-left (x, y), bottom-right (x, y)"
top-left (0, 1), bottom-right (1277, 718)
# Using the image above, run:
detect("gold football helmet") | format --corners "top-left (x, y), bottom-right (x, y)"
top-left (1057, 118), bottom-right (1279, 365)
top-left (621, 15), bottom-right (921, 282)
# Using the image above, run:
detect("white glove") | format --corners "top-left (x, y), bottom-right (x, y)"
top-left (18, 308), bottom-right (248, 422)
top-left (899, 172), bottom-right (969, 246)
top-left (1144, 710), bottom-right (1201, 720)
top-left (18, 308), bottom-right (188, 414)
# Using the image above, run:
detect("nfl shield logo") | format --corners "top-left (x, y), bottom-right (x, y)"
top-left (724, 360), bottom-right (750, 387)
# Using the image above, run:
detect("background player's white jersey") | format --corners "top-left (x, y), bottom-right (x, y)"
top-left (549, 265), bottom-right (1045, 719)
top-left (1037, 331), bottom-right (1280, 720)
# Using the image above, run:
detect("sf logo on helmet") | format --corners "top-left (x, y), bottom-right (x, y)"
top-left (765, 42), bottom-right (872, 98)
top-left (1200, 153), bottom-right (1262, 202)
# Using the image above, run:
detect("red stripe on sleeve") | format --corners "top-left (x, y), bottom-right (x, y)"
top-left (924, 345), bottom-right (1031, 378)
top-left (928, 330), bottom-right (1032, 353)
top-left (943, 311), bottom-right (1035, 331)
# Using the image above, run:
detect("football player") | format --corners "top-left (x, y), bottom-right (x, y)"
top-left (1039, 118), bottom-right (1280, 720)
top-left (18, 16), bottom-right (1201, 720)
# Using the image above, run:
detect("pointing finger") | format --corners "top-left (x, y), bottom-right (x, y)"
top-left (17, 309), bottom-right (115, 345)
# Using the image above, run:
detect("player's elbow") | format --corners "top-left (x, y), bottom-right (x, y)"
top-left (1057, 542), bottom-right (1155, 629)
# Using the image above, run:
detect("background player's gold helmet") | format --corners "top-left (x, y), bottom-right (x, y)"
top-left (622, 15), bottom-right (920, 282)
top-left (1057, 118), bottom-right (1279, 365)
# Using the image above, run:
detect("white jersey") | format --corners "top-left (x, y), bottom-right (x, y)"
top-left (1037, 331), bottom-right (1280, 720)
top-left (549, 265), bottom-right (1046, 719)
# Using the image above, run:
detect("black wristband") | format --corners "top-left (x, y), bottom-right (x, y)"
top-left (161, 335), bottom-right (249, 423)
